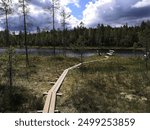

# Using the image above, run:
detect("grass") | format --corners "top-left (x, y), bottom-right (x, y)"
top-left (57, 55), bottom-right (150, 113)
top-left (0, 54), bottom-right (80, 112)
top-left (1, 53), bottom-right (150, 113)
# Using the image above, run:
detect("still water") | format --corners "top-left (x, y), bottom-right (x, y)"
top-left (0, 48), bottom-right (144, 57)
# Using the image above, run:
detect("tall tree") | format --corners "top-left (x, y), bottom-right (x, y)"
top-left (76, 22), bottom-right (86, 63)
top-left (60, 9), bottom-right (70, 31)
top-left (60, 9), bottom-right (70, 56)
top-left (45, 0), bottom-right (60, 55)
top-left (36, 26), bottom-right (42, 46)
top-left (51, 0), bottom-right (59, 30)
top-left (18, 0), bottom-right (30, 67)
top-left (51, 0), bottom-right (59, 55)
top-left (96, 24), bottom-right (102, 55)
top-left (0, 0), bottom-right (13, 87)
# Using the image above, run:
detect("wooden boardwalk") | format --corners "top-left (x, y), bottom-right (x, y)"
top-left (43, 63), bottom-right (81, 113)
top-left (43, 56), bottom-right (109, 113)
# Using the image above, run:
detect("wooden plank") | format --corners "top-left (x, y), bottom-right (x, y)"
top-left (43, 64), bottom-right (82, 113)
top-left (48, 70), bottom-right (69, 112)
top-left (48, 92), bottom-right (56, 113)
top-left (56, 93), bottom-right (63, 96)
top-left (43, 89), bottom-right (53, 113)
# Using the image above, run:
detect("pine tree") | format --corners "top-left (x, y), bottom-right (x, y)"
top-left (60, 9), bottom-right (70, 56)
top-left (0, 0), bottom-right (13, 87)
top-left (18, 0), bottom-right (30, 67)
top-left (45, 0), bottom-right (60, 55)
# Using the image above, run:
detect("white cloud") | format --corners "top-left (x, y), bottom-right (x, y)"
top-left (58, 0), bottom-right (80, 28)
top-left (32, 0), bottom-right (81, 28)
top-left (81, 0), bottom-right (150, 27)
top-left (60, 0), bottom-right (80, 8)
top-left (1, 0), bottom-right (80, 30)
top-left (1, 0), bottom-right (150, 31)
top-left (68, 15), bottom-right (80, 28)
top-left (82, 0), bottom-right (114, 27)
top-left (132, 0), bottom-right (150, 8)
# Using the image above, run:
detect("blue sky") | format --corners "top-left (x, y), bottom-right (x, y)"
top-left (69, 0), bottom-right (150, 27)
top-left (0, 0), bottom-right (150, 31)
top-left (68, 0), bottom-right (89, 20)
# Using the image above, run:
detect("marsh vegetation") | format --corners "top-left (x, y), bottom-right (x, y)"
top-left (57, 55), bottom-right (150, 113)
top-left (0, 54), bottom-right (79, 112)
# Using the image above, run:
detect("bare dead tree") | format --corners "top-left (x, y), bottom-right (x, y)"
top-left (51, 0), bottom-right (59, 30)
top-left (0, 0), bottom-right (13, 87)
top-left (60, 8), bottom-right (70, 56)
top-left (45, 0), bottom-right (60, 55)
top-left (18, 0), bottom-right (30, 67)
top-left (60, 9), bottom-right (70, 31)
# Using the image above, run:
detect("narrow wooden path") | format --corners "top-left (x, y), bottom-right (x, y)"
top-left (43, 56), bottom-right (109, 113)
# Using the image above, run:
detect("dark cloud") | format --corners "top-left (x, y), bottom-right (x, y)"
top-left (0, 0), bottom-right (61, 31)
top-left (30, 0), bottom-right (50, 8)
top-left (126, 6), bottom-right (150, 18)
top-left (103, 5), bottom-right (150, 26)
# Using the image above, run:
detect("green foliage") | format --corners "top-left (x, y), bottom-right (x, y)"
top-left (139, 27), bottom-right (150, 50)
top-left (0, 21), bottom-right (149, 48)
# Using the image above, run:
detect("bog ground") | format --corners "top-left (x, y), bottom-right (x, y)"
top-left (0, 54), bottom-right (149, 112)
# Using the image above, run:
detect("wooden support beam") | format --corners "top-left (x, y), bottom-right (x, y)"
top-left (56, 93), bottom-right (63, 96)
top-left (37, 110), bottom-right (43, 113)
top-left (54, 110), bottom-right (60, 113)
top-left (50, 82), bottom-right (55, 85)
top-left (43, 92), bottom-right (48, 96)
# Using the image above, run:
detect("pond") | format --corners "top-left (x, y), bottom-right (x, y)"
top-left (0, 48), bottom-right (144, 57)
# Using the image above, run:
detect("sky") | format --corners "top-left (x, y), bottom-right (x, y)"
top-left (0, 0), bottom-right (150, 31)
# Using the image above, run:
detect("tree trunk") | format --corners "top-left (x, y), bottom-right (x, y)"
top-left (145, 42), bottom-right (148, 70)
top-left (23, 0), bottom-right (29, 67)
top-left (5, 9), bottom-right (12, 88)
top-left (62, 30), bottom-right (66, 57)
top-left (52, 3), bottom-right (55, 30)
top-left (52, 1), bottom-right (56, 56)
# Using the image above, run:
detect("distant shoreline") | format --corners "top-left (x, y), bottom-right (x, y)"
top-left (0, 46), bottom-right (145, 51)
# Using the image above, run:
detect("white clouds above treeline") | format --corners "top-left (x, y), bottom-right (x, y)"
top-left (132, 0), bottom-right (150, 8)
top-left (0, 0), bottom-right (150, 31)
top-left (82, 0), bottom-right (150, 27)
top-left (0, 0), bottom-right (80, 31)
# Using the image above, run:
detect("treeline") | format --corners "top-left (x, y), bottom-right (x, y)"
top-left (0, 21), bottom-right (150, 48)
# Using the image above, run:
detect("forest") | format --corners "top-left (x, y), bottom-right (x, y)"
top-left (0, 21), bottom-right (150, 48)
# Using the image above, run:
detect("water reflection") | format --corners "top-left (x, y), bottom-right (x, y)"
top-left (0, 48), bottom-right (144, 57)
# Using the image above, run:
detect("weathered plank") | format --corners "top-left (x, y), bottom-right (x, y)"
top-left (43, 63), bottom-right (82, 113)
